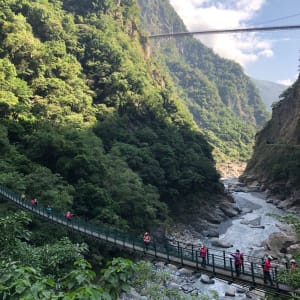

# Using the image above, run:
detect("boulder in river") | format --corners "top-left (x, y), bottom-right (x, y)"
top-left (263, 231), bottom-right (297, 257)
top-left (206, 228), bottom-right (219, 237)
top-left (205, 209), bottom-right (225, 224)
top-left (219, 205), bottom-right (240, 218)
top-left (211, 238), bottom-right (233, 248)
top-left (178, 267), bottom-right (194, 276)
top-left (200, 274), bottom-right (215, 284)
top-left (225, 286), bottom-right (236, 297)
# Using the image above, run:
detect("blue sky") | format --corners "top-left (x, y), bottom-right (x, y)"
top-left (169, 0), bottom-right (300, 85)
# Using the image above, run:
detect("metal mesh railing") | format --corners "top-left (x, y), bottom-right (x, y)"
top-left (0, 184), bottom-right (286, 288)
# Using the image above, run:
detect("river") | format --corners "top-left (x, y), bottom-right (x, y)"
top-left (122, 178), bottom-right (287, 299)
top-left (193, 178), bottom-right (285, 299)
top-left (162, 178), bottom-right (285, 299)
top-left (208, 178), bottom-right (283, 257)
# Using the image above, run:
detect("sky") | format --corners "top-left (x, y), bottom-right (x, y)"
top-left (169, 0), bottom-right (300, 85)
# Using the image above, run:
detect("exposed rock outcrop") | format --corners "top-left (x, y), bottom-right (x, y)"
top-left (241, 76), bottom-right (300, 212)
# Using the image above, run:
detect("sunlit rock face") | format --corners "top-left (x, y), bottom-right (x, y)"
top-left (241, 76), bottom-right (300, 210)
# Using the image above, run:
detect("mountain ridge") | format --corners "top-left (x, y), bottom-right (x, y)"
top-left (137, 0), bottom-right (270, 162)
top-left (252, 78), bottom-right (288, 112)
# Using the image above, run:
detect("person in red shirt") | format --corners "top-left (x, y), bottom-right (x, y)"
top-left (231, 249), bottom-right (244, 277)
top-left (199, 244), bottom-right (208, 267)
top-left (263, 255), bottom-right (274, 286)
top-left (31, 198), bottom-right (37, 206)
top-left (143, 232), bottom-right (151, 249)
top-left (64, 211), bottom-right (74, 221)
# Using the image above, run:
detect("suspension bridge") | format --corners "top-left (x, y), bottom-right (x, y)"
top-left (0, 185), bottom-right (295, 296)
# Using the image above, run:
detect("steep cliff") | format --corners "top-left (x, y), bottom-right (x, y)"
top-left (0, 0), bottom-right (227, 231)
top-left (137, 0), bottom-right (270, 163)
top-left (242, 76), bottom-right (300, 209)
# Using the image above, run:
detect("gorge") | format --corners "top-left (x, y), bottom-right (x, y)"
top-left (0, 0), bottom-right (299, 298)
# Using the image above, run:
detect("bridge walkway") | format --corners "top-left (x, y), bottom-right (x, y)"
top-left (0, 185), bottom-right (294, 294)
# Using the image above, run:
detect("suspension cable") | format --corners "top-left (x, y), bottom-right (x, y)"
top-left (149, 24), bottom-right (300, 39)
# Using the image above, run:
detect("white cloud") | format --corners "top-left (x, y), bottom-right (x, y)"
top-left (276, 79), bottom-right (293, 86)
top-left (169, 0), bottom-right (272, 67)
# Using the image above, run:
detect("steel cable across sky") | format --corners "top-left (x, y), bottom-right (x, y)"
top-left (148, 24), bottom-right (300, 38)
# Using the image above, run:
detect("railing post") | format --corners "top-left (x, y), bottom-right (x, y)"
top-left (223, 250), bottom-right (226, 269)
top-left (212, 254), bottom-right (216, 275)
top-left (251, 262), bottom-right (255, 285)
top-left (177, 241), bottom-right (180, 256)
top-left (166, 244), bottom-right (170, 261)
top-left (192, 244), bottom-right (194, 261)
top-left (207, 249), bottom-right (210, 265)
top-left (180, 247), bottom-right (183, 265)
top-left (196, 251), bottom-right (199, 270)
top-left (230, 258), bottom-right (234, 279)
top-left (275, 267), bottom-right (279, 290)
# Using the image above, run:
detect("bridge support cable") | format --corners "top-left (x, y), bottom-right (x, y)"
top-left (149, 24), bottom-right (300, 39)
top-left (0, 185), bottom-right (294, 296)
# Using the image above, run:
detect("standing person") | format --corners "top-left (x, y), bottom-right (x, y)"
top-left (263, 255), bottom-right (274, 285)
top-left (231, 249), bottom-right (243, 277)
top-left (199, 244), bottom-right (208, 267)
top-left (64, 211), bottom-right (73, 221)
top-left (31, 198), bottom-right (37, 206)
top-left (21, 194), bottom-right (26, 201)
top-left (46, 205), bottom-right (52, 215)
top-left (290, 259), bottom-right (297, 270)
top-left (143, 232), bottom-right (151, 249)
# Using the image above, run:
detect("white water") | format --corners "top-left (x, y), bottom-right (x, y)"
top-left (126, 179), bottom-right (286, 300)
top-left (196, 178), bottom-right (284, 299)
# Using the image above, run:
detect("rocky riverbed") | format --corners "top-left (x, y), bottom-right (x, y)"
top-left (120, 178), bottom-right (299, 299)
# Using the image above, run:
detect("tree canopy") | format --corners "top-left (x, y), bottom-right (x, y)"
top-left (0, 0), bottom-right (224, 232)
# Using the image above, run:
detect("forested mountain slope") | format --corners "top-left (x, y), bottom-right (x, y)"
top-left (252, 78), bottom-right (287, 112)
top-left (137, 0), bottom-right (270, 162)
top-left (242, 76), bottom-right (300, 209)
top-left (0, 0), bottom-right (225, 232)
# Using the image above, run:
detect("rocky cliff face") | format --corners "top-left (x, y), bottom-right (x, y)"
top-left (241, 76), bottom-right (300, 211)
top-left (258, 81), bottom-right (300, 145)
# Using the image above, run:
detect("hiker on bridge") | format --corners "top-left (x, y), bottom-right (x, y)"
top-left (199, 244), bottom-right (207, 267)
top-left (290, 259), bottom-right (297, 270)
top-left (230, 249), bottom-right (244, 277)
top-left (64, 211), bottom-right (74, 221)
top-left (143, 232), bottom-right (151, 249)
top-left (31, 198), bottom-right (38, 206)
top-left (46, 205), bottom-right (52, 215)
top-left (262, 255), bottom-right (274, 286)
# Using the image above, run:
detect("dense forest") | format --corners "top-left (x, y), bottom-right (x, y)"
top-left (137, 0), bottom-right (270, 162)
top-left (1, 0), bottom-right (299, 298)
top-left (0, 0), bottom-right (225, 234)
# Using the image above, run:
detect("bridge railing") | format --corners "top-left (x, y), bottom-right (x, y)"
top-left (0, 184), bottom-right (283, 287)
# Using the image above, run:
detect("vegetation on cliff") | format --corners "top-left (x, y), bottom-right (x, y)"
top-left (243, 76), bottom-right (300, 201)
top-left (0, 0), bottom-right (226, 233)
top-left (0, 212), bottom-right (220, 299)
top-left (137, 0), bottom-right (270, 162)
